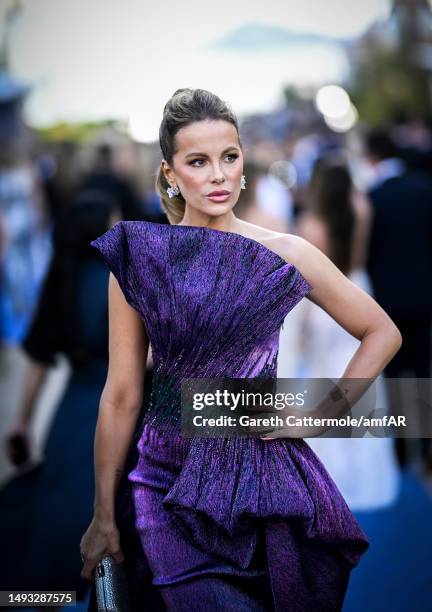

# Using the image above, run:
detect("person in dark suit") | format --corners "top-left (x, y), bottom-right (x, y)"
top-left (365, 129), bottom-right (432, 468)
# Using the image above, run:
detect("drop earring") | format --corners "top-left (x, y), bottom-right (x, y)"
top-left (167, 185), bottom-right (180, 198)
top-left (240, 175), bottom-right (246, 190)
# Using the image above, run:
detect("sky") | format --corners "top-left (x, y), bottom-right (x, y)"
top-left (3, 0), bottom-right (391, 142)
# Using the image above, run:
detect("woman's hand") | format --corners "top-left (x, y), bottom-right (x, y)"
top-left (259, 420), bottom-right (329, 440)
top-left (80, 517), bottom-right (125, 582)
top-left (260, 426), bottom-right (327, 440)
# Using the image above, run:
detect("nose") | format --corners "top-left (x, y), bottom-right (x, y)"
top-left (210, 163), bottom-right (225, 184)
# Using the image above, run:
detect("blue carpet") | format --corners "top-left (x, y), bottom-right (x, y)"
top-left (344, 470), bottom-right (432, 612)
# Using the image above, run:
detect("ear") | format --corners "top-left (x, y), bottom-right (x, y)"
top-left (162, 160), bottom-right (176, 187)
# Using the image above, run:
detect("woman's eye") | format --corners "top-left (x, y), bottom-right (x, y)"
top-left (190, 159), bottom-right (205, 167)
top-left (189, 154), bottom-right (238, 167)
top-left (225, 153), bottom-right (239, 163)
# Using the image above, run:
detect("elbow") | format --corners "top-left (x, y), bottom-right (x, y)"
top-left (101, 385), bottom-right (142, 416)
top-left (387, 321), bottom-right (403, 359)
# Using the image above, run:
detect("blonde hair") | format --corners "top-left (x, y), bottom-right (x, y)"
top-left (156, 88), bottom-right (240, 224)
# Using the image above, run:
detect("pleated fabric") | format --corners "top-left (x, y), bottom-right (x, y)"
top-left (90, 221), bottom-right (369, 611)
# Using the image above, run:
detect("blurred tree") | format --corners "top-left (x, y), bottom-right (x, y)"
top-left (282, 85), bottom-right (305, 107)
top-left (36, 120), bottom-right (123, 144)
top-left (348, 0), bottom-right (432, 124)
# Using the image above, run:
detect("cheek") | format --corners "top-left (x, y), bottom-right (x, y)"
top-left (224, 162), bottom-right (243, 184)
top-left (178, 170), bottom-right (205, 192)
top-left (229, 163), bottom-right (243, 179)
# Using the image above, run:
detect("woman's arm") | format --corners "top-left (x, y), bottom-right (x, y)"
top-left (285, 235), bottom-right (402, 381)
top-left (80, 272), bottom-right (149, 580)
top-left (260, 235), bottom-right (402, 439)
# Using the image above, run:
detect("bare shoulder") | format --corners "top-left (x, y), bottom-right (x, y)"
top-left (237, 220), bottom-right (290, 255)
top-left (236, 219), bottom-right (316, 270)
top-left (274, 234), bottom-right (318, 269)
top-left (247, 224), bottom-right (302, 255)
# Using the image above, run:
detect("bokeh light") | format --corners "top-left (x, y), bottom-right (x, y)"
top-left (324, 102), bottom-right (359, 132)
top-left (315, 85), bottom-right (351, 119)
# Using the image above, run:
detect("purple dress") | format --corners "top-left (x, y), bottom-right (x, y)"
top-left (90, 220), bottom-right (369, 612)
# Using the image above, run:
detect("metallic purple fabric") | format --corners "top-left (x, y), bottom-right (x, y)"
top-left (90, 220), bottom-right (369, 611)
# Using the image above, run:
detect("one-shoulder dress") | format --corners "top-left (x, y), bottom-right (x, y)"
top-left (89, 220), bottom-right (369, 612)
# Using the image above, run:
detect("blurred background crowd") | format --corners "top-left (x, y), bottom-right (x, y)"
top-left (0, 0), bottom-right (431, 610)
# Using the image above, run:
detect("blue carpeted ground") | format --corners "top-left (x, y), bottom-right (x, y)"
top-left (344, 469), bottom-right (432, 612)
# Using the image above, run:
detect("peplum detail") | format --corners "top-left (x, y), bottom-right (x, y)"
top-left (151, 434), bottom-right (367, 571)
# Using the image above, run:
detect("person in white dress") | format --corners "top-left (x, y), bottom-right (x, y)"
top-left (278, 156), bottom-right (399, 512)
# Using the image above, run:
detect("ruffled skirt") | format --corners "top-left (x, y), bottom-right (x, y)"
top-left (126, 423), bottom-right (368, 611)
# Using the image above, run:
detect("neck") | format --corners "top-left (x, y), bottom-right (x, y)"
top-left (178, 210), bottom-right (240, 233)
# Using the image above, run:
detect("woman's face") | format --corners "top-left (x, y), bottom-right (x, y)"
top-left (163, 119), bottom-right (243, 218)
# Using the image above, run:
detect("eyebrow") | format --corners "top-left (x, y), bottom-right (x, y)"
top-left (184, 146), bottom-right (240, 158)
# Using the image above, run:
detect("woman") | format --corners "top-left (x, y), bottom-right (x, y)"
top-left (279, 157), bottom-right (399, 511)
top-left (297, 156), bottom-right (371, 277)
top-left (80, 89), bottom-right (402, 611)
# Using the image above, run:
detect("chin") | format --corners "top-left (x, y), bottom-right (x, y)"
top-left (203, 202), bottom-right (236, 217)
